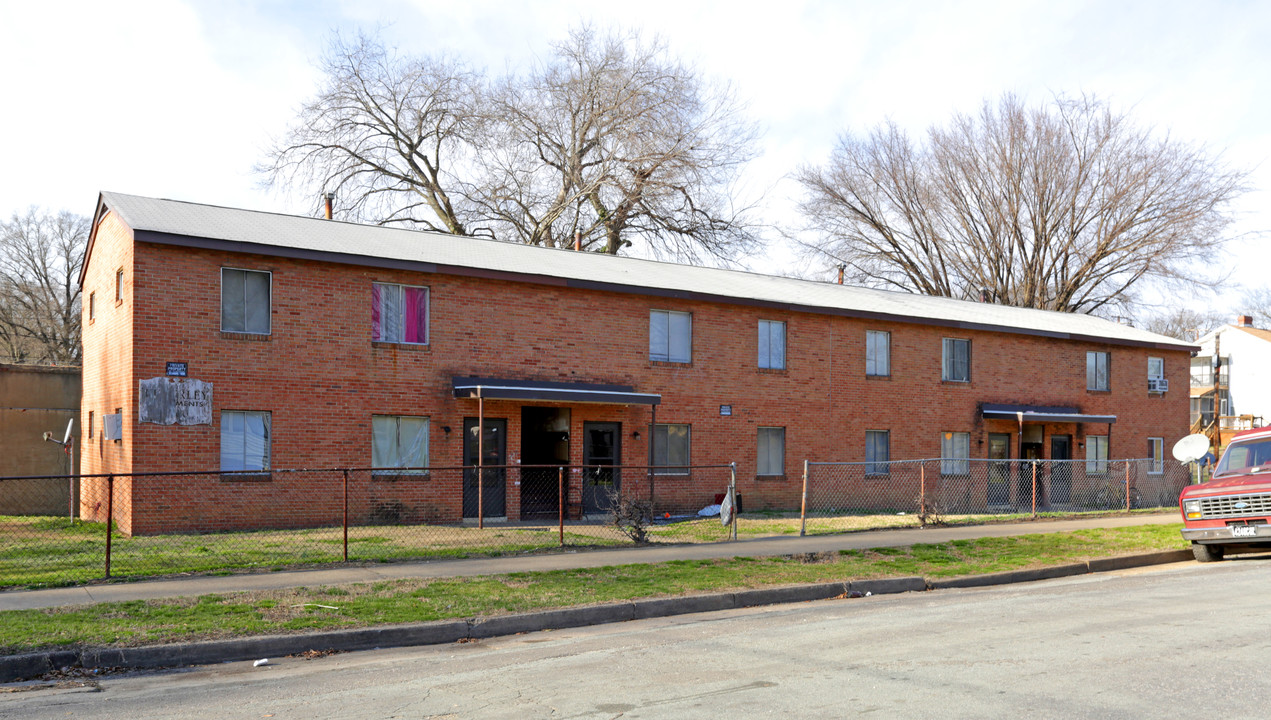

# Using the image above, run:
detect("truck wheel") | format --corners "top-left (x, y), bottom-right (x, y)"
top-left (1193, 542), bottom-right (1225, 563)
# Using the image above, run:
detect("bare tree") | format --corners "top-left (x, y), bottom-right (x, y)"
top-left (1243, 288), bottom-right (1271, 328)
top-left (1137, 307), bottom-right (1227, 341)
top-left (0, 208), bottom-right (88, 364)
top-left (472, 27), bottom-right (760, 261)
top-left (260, 32), bottom-right (482, 234)
top-left (262, 28), bottom-right (761, 262)
top-left (796, 94), bottom-right (1248, 314)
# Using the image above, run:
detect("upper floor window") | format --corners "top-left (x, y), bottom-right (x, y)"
top-left (757, 426), bottom-right (785, 475)
top-left (1148, 357), bottom-right (1164, 380)
top-left (942, 338), bottom-right (970, 382)
top-left (221, 268), bottom-right (271, 334)
top-left (758, 320), bottom-right (786, 370)
top-left (650, 310), bottom-right (691, 363)
top-left (1087, 351), bottom-right (1110, 391)
top-left (88, 292), bottom-right (95, 321)
top-left (372, 415), bottom-right (429, 473)
top-left (115, 269), bottom-right (124, 303)
top-left (221, 410), bottom-right (271, 472)
top-left (652, 423), bottom-right (691, 474)
top-left (372, 283), bottom-right (429, 344)
top-left (866, 331), bottom-right (890, 377)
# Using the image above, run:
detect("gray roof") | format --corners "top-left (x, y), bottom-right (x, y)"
top-left (92, 191), bottom-right (1195, 351)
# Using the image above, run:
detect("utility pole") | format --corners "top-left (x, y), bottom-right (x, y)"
top-left (1211, 333), bottom-right (1222, 453)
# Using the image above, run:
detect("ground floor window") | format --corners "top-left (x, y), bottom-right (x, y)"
top-left (653, 423), bottom-right (690, 473)
top-left (1086, 435), bottom-right (1109, 474)
top-left (866, 430), bottom-right (889, 474)
top-left (1148, 437), bottom-right (1164, 474)
top-left (372, 415), bottom-right (429, 472)
top-left (221, 411), bottom-right (271, 472)
top-left (941, 431), bottom-right (969, 475)
top-left (757, 426), bottom-right (785, 475)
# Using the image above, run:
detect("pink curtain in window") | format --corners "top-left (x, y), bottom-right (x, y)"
top-left (404, 287), bottom-right (427, 343)
top-left (371, 283), bottom-right (383, 340)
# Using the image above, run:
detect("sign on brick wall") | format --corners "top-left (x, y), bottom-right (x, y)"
top-left (139, 377), bottom-right (213, 425)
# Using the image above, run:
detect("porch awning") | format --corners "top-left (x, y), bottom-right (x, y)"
top-left (981, 403), bottom-right (1116, 424)
top-left (452, 377), bottom-right (661, 406)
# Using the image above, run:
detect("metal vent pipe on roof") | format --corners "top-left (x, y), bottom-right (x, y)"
top-left (574, 232), bottom-right (581, 252)
top-left (836, 264), bottom-right (845, 284)
top-left (324, 193), bottom-right (334, 220)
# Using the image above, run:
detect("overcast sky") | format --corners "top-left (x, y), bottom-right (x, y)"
top-left (1, 0), bottom-right (1267, 315)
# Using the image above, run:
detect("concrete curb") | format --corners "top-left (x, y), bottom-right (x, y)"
top-left (0, 551), bottom-right (1192, 683)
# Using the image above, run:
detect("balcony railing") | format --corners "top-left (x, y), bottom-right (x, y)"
top-left (1190, 371), bottom-right (1230, 388)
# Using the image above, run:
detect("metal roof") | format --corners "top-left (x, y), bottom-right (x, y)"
top-left (90, 191), bottom-right (1196, 351)
top-left (980, 403), bottom-right (1117, 425)
top-left (452, 377), bottom-right (661, 405)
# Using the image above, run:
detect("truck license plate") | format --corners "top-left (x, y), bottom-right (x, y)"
top-left (1231, 525), bottom-right (1258, 538)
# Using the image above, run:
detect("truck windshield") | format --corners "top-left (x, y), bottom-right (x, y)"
top-left (1216, 439), bottom-right (1271, 477)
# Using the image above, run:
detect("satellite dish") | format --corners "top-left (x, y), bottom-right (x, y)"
top-left (1172, 434), bottom-right (1210, 463)
top-left (62, 418), bottom-right (74, 446)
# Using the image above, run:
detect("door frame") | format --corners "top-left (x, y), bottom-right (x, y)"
top-left (582, 421), bottom-right (622, 515)
top-left (463, 417), bottom-right (507, 519)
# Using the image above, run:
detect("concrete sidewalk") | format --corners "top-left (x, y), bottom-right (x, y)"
top-left (1, 513), bottom-right (1181, 611)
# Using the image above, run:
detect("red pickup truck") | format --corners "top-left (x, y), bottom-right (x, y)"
top-left (1180, 426), bottom-right (1271, 562)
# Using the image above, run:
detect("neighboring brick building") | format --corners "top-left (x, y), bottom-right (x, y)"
top-left (79, 192), bottom-right (1194, 534)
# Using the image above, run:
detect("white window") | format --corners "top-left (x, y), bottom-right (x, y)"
top-left (221, 411), bottom-right (271, 472)
top-left (115, 269), bottom-right (123, 303)
top-left (649, 310), bottom-right (691, 363)
top-left (1087, 351), bottom-right (1110, 391)
top-left (221, 268), bottom-right (271, 334)
top-left (758, 320), bottom-right (786, 370)
top-left (1148, 357), bottom-right (1164, 380)
top-left (758, 427), bottom-right (785, 475)
top-left (942, 338), bottom-right (970, 382)
top-left (940, 431), bottom-right (970, 475)
top-left (652, 423), bottom-right (690, 473)
top-left (372, 415), bottom-right (429, 473)
top-left (1086, 435), bottom-right (1109, 474)
top-left (866, 331), bottom-right (890, 377)
top-left (372, 283), bottom-right (429, 344)
top-left (1148, 437), bottom-right (1164, 475)
top-left (866, 430), bottom-right (889, 474)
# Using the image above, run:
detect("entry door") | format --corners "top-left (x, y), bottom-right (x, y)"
top-left (582, 422), bottom-right (621, 514)
top-left (463, 418), bottom-right (507, 518)
top-left (1051, 435), bottom-right (1073, 505)
top-left (987, 434), bottom-right (1011, 507)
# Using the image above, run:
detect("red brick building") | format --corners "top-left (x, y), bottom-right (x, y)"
top-left (79, 192), bottom-right (1194, 534)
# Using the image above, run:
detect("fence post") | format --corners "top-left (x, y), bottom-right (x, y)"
top-left (799, 460), bottom-right (808, 537)
top-left (558, 466), bottom-right (565, 547)
top-left (729, 462), bottom-right (738, 541)
top-left (920, 462), bottom-right (927, 523)
top-left (342, 469), bottom-right (350, 562)
top-left (104, 474), bottom-right (114, 580)
top-left (1031, 461), bottom-right (1038, 519)
top-left (1124, 462), bottom-right (1131, 511)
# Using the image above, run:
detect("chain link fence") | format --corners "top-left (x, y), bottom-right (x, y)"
top-left (799, 458), bottom-right (1192, 535)
top-left (0, 464), bottom-right (739, 589)
top-left (2, 457), bottom-right (1193, 589)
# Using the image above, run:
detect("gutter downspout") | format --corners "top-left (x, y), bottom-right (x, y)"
top-left (478, 386), bottom-right (484, 530)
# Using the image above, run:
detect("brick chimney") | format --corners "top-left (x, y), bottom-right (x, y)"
top-left (1237, 314), bottom-right (1254, 327)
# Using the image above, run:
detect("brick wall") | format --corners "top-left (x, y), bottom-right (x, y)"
top-left (80, 220), bottom-right (1191, 533)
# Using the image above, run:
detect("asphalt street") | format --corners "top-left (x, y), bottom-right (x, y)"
top-left (5, 554), bottom-right (1266, 719)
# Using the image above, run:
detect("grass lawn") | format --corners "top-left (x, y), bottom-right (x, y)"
top-left (1, 508), bottom-right (1176, 590)
top-left (0, 523), bottom-right (1187, 655)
